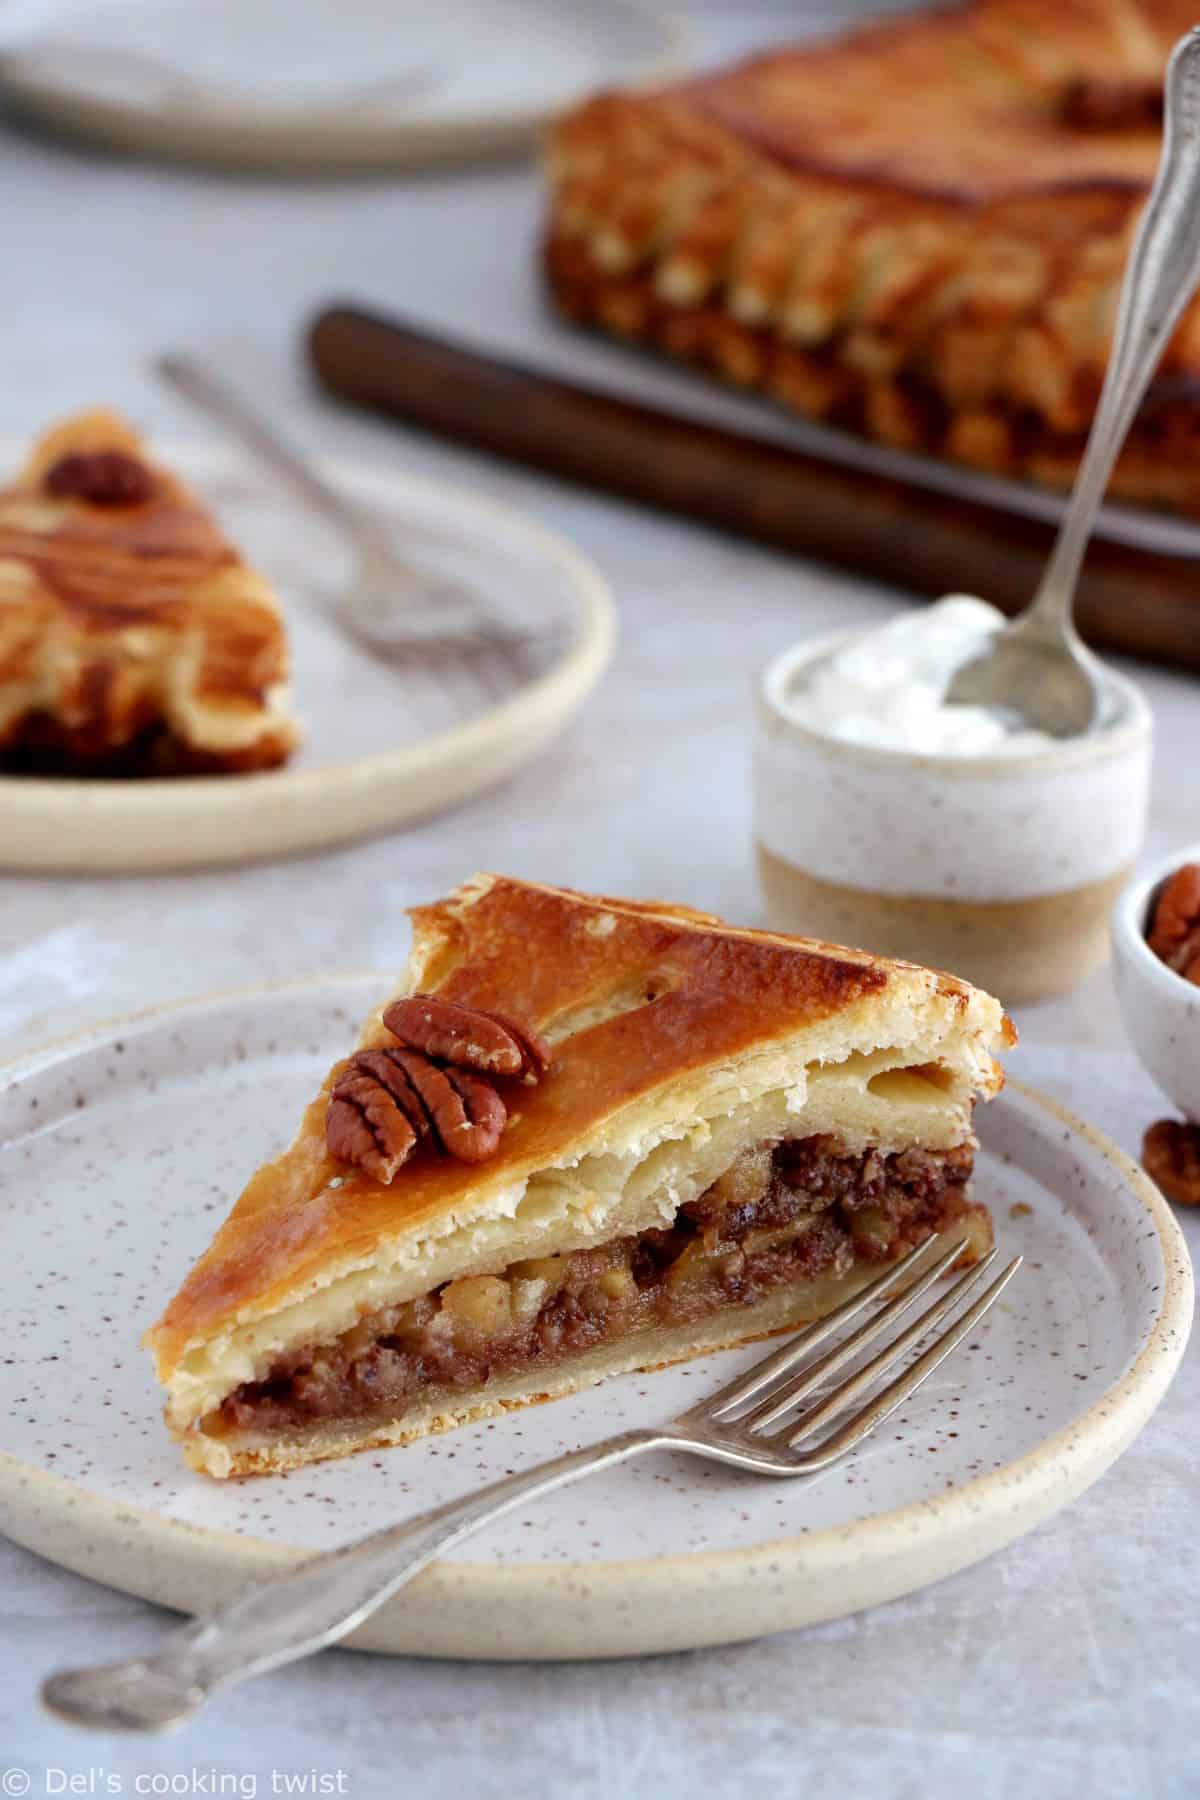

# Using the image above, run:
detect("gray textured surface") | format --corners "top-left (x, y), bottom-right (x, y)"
top-left (0, 4), bottom-right (1197, 1794)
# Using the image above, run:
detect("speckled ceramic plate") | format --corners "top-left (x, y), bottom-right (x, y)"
top-left (0, 977), bottom-right (1191, 1660)
top-left (0, 444), bottom-right (616, 873)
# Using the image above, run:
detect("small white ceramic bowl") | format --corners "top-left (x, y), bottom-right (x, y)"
top-left (1112, 843), bottom-right (1200, 1122)
top-left (755, 629), bottom-right (1154, 1004)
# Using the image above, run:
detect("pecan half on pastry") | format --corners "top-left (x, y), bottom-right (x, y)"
top-left (382, 995), bottom-right (549, 1079)
top-left (1147, 864), bottom-right (1200, 985)
top-left (43, 449), bottom-right (155, 505)
top-left (1142, 1119), bottom-right (1200, 1208)
top-left (327, 1049), bottom-right (507, 1184)
top-left (326, 996), bottom-right (548, 1184)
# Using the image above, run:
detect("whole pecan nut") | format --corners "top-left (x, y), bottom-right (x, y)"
top-left (326, 996), bottom-right (546, 1184)
top-left (326, 1054), bottom-right (419, 1186)
top-left (389, 1048), bottom-right (508, 1163)
top-left (1147, 863), bottom-right (1200, 985)
top-left (1142, 1118), bottom-right (1200, 1207)
top-left (44, 449), bottom-right (155, 506)
top-left (382, 995), bottom-right (550, 1079)
top-left (327, 1047), bottom-right (507, 1184)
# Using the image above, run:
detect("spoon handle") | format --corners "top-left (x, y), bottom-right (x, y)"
top-left (1028, 28), bottom-right (1200, 639)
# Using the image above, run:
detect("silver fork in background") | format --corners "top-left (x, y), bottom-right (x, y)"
top-left (156, 353), bottom-right (536, 678)
top-left (42, 1235), bottom-right (1020, 1734)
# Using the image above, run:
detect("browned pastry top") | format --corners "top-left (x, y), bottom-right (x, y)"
top-left (148, 875), bottom-right (1009, 1374)
top-left (676, 1), bottom-right (1182, 206)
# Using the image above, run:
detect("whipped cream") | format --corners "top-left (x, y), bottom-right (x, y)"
top-left (780, 596), bottom-right (1056, 756)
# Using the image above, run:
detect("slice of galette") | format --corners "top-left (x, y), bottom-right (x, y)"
top-left (146, 874), bottom-right (1013, 1477)
top-left (0, 409), bottom-right (298, 774)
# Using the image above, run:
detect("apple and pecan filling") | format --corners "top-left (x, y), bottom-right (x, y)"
top-left (212, 1135), bottom-right (978, 1438)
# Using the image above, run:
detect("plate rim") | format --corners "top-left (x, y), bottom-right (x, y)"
top-left (0, 449), bottom-right (618, 873)
top-left (0, 974), bottom-right (1192, 1658)
top-left (0, 0), bottom-right (691, 168)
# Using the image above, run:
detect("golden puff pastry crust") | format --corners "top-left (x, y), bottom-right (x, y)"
top-left (147, 874), bottom-right (1012, 1478)
top-left (543, 0), bottom-right (1200, 510)
top-left (0, 410), bottom-right (299, 774)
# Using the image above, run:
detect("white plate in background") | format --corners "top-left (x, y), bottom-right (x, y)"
top-left (0, 0), bottom-right (688, 168)
top-left (0, 976), bottom-right (1189, 1659)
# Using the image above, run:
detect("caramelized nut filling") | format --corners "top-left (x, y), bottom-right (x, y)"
top-left (212, 1136), bottom-right (977, 1438)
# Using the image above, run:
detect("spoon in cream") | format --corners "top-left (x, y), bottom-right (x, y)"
top-left (948, 27), bottom-right (1200, 736)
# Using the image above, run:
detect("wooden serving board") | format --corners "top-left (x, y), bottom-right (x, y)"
top-left (309, 304), bottom-right (1200, 674)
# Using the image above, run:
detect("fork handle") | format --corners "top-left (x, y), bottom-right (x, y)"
top-left (42, 1428), bottom-right (667, 1732)
top-left (156, 353), bottom-right (382, 554)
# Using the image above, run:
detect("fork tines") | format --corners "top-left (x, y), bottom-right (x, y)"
top-left (692, 1234), bottom-right (1021, 1475)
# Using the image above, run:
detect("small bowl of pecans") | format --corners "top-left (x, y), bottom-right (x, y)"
top-left (1113, 846), bottom-right (1200, 1206)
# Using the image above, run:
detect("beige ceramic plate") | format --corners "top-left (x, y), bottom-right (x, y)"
top-left (0, 0), bottom-right (687, 170)
top-left (0, 446), bottom-right (616, 872)
top-left (0, 977), bottom-right (1191, 1660)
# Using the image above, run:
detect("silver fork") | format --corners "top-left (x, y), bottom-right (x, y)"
top-left (156, 353), bottom-right (533, 665)
top-left (42, 1234), bottom-right (1018, 1734)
